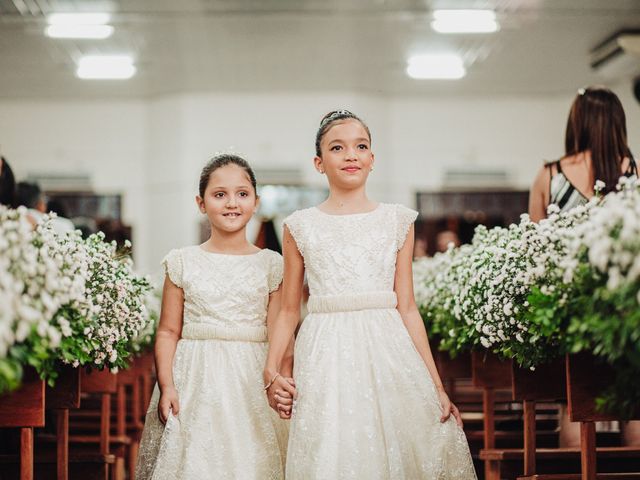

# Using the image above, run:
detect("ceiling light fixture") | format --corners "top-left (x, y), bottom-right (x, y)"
top-left (45, 13), bottom-right (114, 39)
top-left (431, 9), bottom-right (499, 34)
top-left (46, 24), bottom-right (114, 39)
top-left (406, 54), bottom-right (466, 80)
top-left (47, 13), bottom-right (111, 25)
top-left (76, 55), bottom-right (136, 80)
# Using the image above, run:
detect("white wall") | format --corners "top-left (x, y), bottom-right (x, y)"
top-left (0, 99), bottom-right (149, 264)
top-left (2, 82), bottom-right (638, 273)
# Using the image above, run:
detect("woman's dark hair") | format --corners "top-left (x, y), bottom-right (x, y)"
top-left (198, 153), bottom-right (257, 198)
top-left (315, 110), bottom-right (372, 157)
top-left (15, 181), bottom-right (42, 209)
top-left (565, 86), bottom-right (635, 193)
top-left (0, 157), bottom-right (16, 207)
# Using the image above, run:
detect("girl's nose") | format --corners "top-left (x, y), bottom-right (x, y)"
top-left (345, 148), bottom-right (357, 160)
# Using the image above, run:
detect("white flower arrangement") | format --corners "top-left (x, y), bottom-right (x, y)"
top-left (412, 176), bottom-right (640, 416)
top-left (413, 192), bottom-right (594, 364)
top-left (0, 205), bottom-right (154, 392)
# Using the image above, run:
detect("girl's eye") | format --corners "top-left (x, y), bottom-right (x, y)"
top-left (214, 192), bottom-right (225, 198)
top-left (239, 191), bottom-right (249, 197)
top-left (358, 144), bottom-right (369, 150)
top-left (330, 145), bottom-right (342, 152)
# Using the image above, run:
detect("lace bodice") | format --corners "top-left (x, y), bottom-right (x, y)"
top-left (162, 246), bottom-right (283, 332)
top-left (283, 204), bottom-right (417, 297)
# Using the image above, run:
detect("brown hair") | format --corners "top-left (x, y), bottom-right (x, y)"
top-left (315, 110), bottom-right (372, 157)
top-left (198, 154), bottom-right (257, 198)
top-left (565, 86), bottom-right (635, 193)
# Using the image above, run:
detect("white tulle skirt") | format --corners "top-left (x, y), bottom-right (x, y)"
top-left (286, 293), bottom-right (477, 480)
top-left (136, 336), bottom-right (288, 480)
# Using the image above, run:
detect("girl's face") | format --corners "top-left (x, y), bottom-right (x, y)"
top-left (315, 119), bottom-right (374, 189)
top-left (196, 164), bottom-right (259, 233)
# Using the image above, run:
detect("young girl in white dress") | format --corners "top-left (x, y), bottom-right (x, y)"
top-left (264, 111), bottom-right (477, 479)
top-left (136, 154), bottom-right (290, 479)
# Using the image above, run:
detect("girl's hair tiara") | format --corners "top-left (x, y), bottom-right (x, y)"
top-left (320, 109), bottom-right (355, 127)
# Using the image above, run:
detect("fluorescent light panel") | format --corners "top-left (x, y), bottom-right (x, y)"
top-left (45, 12), bottom-right (113, 39)
top-left (47, 13), bottom-right (111, 25)
top-left (76, 55), bottom-right (136, 80)
top-left (406, 54), bottom-right (466, 80)
top-left (431, 9), bottom-right (499, 34)
top-left (46, 24), bottom-right (114, 39)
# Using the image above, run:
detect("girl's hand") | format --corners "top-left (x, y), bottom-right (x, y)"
top-left (266, 375), bottom-right (297, 419)
top-left (158, 386), bottom-right (180, 424)
top-left (273, 377), bottom-right (296, 419)
top-left (437, 388), bottom-right (463, 427)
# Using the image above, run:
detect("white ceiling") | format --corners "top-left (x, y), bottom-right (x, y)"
top-left (0, 0), bottom-right (639, 99)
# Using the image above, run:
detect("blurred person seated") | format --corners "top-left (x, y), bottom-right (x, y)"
top-left (436, 230), bottom-right (460, 253)
top-left (0, 156), bottom-right (16, 207)
top-left (15, 181), bottom-right (75, 235)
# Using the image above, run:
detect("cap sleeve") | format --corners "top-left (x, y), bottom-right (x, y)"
top-left (396, 204), bottom-right (418, 251)
top-left (267, 251), bottom-right (284, 293)
top-left (162, 249), bottom-right (184, 288)
top-left (282, 210), bottom-right (306, 257)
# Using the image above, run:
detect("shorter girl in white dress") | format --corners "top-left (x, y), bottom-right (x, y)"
top-left (136, 154), bottom-right (290, 479)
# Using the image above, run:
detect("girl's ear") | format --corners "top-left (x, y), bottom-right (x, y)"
top-left (254, 195), bottom-right (261, 213)
top-left (313, 155), bottom-right (324, 174)
top-left (195, 195), bottom-right (206, 213)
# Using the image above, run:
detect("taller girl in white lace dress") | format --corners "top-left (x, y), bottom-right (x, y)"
top-left (264, 111), bottom-right (477, 479)
top-left (136, 154), bottom-right (290, 480)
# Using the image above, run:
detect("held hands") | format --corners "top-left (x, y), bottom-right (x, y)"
top-left (158, 386), bottom-right (180, 424)
top-left (265, 373), bottom-right (297, 419)
top-left (437, 386), bottom-right (463, 427)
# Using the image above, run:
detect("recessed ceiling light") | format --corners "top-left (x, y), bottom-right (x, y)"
top-left (431, 9), bottom-right (499, 34)
top-left (406, 54), bottom-right (466, 80)
top-left (76, 55), bottom-right (136, 80)
top-left (47, 13), bottom-right (111, 26)
top-left (46, 12), bottom-right (113, 39)
top-left (45, 24), bottom-right (114, 39)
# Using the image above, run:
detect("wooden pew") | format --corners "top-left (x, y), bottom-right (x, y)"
top-left (565, 353), bottom-right (640, 480)
top-left (118, 359), bottom-right (145, 480)
top-left (44, 365), bottom-right (81, 480)
top-left (47, 369), bottom-right (117, 480)
top-left (436, 350), bottom-right (472, 403)
top-left (477, 353), bottom-right (640, 480)
top-left (0, 369), bottom-right (45, 480)
top-left (481, 357), bottom-right (567, 479)
top-left (135, 352), bottom-right (155, 421)
top-left (472, 350), bottom-right (514, 479)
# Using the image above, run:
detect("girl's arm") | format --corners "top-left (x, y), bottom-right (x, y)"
top-left (264, 226), bottom-right (303, 411)
top-left (154, 275), bottom-right (184, 423)
top-left (529, 165), bottom-right (550, 222)
top-left (394, 224), bottom-right (463, 426)
top-left (266, 288), bottom-right (294, 378)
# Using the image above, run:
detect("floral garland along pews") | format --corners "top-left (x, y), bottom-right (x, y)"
top-left (0, 206), bottom-right (157, 394)
top-left (414, 177), bottom-right (640, 419)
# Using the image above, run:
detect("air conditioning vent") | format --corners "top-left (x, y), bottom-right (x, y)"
top-left (591, 30), bottom-right (640, 79)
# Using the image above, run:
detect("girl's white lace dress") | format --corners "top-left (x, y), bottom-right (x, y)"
top-left (136, 246), bottom-right (288, 480)
top-left (283, 204), bottom-right (477, 480)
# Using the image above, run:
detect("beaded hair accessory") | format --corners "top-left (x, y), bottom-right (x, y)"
top-left (320, 109), bottom-right (355, 127)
